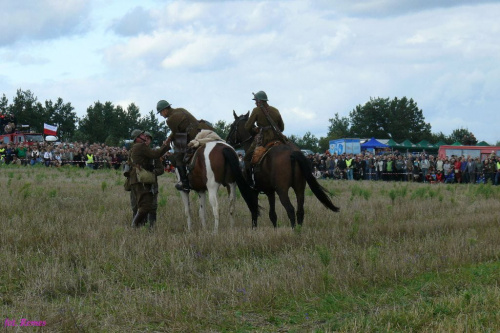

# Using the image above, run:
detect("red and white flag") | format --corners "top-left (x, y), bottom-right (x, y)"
top-left (43, 123), bottom-right (57, 136)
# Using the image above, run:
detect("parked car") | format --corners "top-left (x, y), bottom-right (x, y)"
top-left (301, 149), bottom-right (315, 156)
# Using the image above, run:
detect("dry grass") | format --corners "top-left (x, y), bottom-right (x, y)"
top-left (1, 165), bottom-right (500, 332)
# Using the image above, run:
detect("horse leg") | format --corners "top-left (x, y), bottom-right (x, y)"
top-left (296, 189), bottom-right (305, 226)
top-left (198, 191), bottom-right (207, 230)
top-left (180, 190), bottom-right (191, 231)
top-left (267, 192), bottom-right (278, 228)
top-left (228, 183), bottom-right (236, 228)
top-left (294, 179), bottom-right (306, 226)
top-left (276, 189), bottom-right (296, 228)
top-left (207, 184), bottom-right (220, 233)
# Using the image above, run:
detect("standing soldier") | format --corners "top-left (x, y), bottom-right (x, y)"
top-left (127, 131), bottom-right (165, 229)
top-left (243, 90), bottom-right (285, 187)
top-left (128, 129), bottom-right (171, 228)
top-left (156, 100), bottom-right (212, 192)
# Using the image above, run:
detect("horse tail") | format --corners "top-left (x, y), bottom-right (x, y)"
top-left (222, 147), bottom-right (260, 218)
top-left (291, 151), bottom-right (340, 212)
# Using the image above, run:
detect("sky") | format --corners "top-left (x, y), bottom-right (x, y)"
top-left (1, 0), bottom-right (499, 144)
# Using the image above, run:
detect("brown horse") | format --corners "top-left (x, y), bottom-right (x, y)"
top-left (180, 139), bottom-right (259, 232)
top-left (226, 111), bottom-right (339, 228)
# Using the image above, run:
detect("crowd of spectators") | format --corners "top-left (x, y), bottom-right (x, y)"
top-left (307, 150), bottom-right (500, 185)
top-left (0, 141), bottom-right (176, 173)
top-left (2, 140), bottom-right (499, 186)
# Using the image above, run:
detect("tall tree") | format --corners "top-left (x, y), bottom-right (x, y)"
top-left (428, 131), bottom-right (449, 144)
top-left (295, 131), bottom-right (319, 152)
top-left (44, 98), bottom-right (78, 141)
top-left (349, 97), bottom-right (431, 142)
top-left (123, 103), bottom-right (142, 135)
top-left (327, 113), bottom-right (351, 139)
top-left (213, 120), bottom-right (230, 140)
top-left (0, 94), bottom-right (8, 114)
top-left (78, 101), bottom-right (125, 144)
top-left (448, 128), bottom-right (476, 145)
top-left (139, 110), bottom-right (168, 146)
top-left (8, 89), bottom-right (47, 133)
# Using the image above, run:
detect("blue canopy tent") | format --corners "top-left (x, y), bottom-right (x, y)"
top-left (361, 137), bottom-right (389, 153)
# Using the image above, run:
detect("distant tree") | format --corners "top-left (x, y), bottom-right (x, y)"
top-left (461, 132), bottom-right (477, 146)
top-left (429, 131), bottom-right (449, 144)
top-left (78, 101), bottom-right (125, 144)
top-left (0, 94), bottom-right (8, 114)
top-left (327, 113), bottom-right (350, 139)
top-left (448, 128), bottom-right (476, 144)
top-left (349, 97), bottom-right (431, 142)
top-left (123, 103), bottom-right (142, 136)
top-left (318, 136), bottom-right (331, 153)
top-left (8, 89), bottom-right (47, 132)
top-left (213, 120), bottom-right (230, 140)
top-left (44, 98), bottom-right (78, 141)
top-left (287, 134), bottom-right (300, 147)
top-left (295, 131), bottom-right (319, 152)
top-left (139, 110), bottom-right (168, 146)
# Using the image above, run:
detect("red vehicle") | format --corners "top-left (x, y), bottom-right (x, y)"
top-left (0, 131), bottom-right (45, 146)
top-left (438, 145), bottom-right (500, 161)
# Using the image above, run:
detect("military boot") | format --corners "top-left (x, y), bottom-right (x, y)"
top-left (244, 161), bottom-right (255, 189)
top-left (131, 211), bottom-right (148, 228)
top-left (175, 165), bottom-right (191, 192)
top-left (147, 212), bottom-right (156, 230)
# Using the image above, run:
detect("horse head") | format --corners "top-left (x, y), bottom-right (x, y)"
top-left (226, 111), bottom-right (253, 148)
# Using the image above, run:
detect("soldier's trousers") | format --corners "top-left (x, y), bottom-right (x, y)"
top-left (131, 183), bottom-right (157, 214)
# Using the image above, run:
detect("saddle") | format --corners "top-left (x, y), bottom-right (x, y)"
top-left (251, 141), bottom-right (283, 165)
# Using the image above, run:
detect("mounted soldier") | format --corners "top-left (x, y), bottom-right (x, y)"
top-left (156, 100), bottom-right (213, 192)
top-left (243, 90), bottom-right (285, 187)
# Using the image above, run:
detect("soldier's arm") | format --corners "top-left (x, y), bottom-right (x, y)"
top-left (142, 144), bottom-right (170, 159)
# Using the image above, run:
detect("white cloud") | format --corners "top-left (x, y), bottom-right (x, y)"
top-left (1, 0), bottom-right (499, 145)
top-left (0, 0), bottom-right (91, 46)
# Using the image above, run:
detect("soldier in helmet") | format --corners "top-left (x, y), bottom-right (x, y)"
top-left (156, 100), bottom-right (212, 192)
top-left (128, 131), bottom-right (165, 229)
top-left (243, 90), bottom-right (285, 187)
top-left (128, 129), bottom-right (171, 228)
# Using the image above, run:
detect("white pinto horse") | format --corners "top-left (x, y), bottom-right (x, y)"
top-left (177, 133), bottom-right (258, 233)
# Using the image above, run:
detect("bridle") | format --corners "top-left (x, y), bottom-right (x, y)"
top-left (227, 116), bottom-right (254, 149)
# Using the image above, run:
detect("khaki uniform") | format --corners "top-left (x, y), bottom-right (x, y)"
top-left (130, 155), bottom-right (164, 219)
top-left (166, 108), bottom-right (200, 143)
top-left (244, 105), bottom-right (284, 163)
top-left (165, 107), bottom-right (213, 167)
top-left (130, 142), bottom-right (169, 214)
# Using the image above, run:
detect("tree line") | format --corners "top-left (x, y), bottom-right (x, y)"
top-left (1, 89), bottom-right (492, 150)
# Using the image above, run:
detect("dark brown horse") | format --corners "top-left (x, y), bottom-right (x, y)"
top-left (226, 111), bottom-right (339, 228)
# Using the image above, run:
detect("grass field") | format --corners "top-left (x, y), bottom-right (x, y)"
top-left (1, 165), bottom-right (500, 332)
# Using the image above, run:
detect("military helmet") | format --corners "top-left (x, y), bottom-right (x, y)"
top-left (144, 131), bottom-right (153, 139)
top-left (156, 100), bottom-right (171, 112)
top-left (252, 91), bottom-right (268, 102)
top-left (131, 129), bottom-right (144, 140)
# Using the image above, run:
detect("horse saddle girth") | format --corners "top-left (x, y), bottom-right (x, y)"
top-left (186, 147), bottom-right (202, 171)
top-left (251, 140), bottom-right (283, 165)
